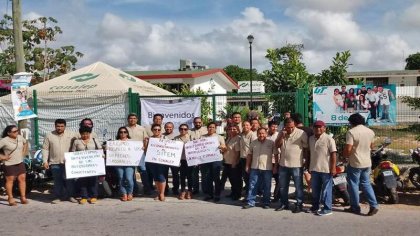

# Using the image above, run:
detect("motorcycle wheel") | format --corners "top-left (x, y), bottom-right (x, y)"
top-left (389, 188), bottom-right (399, 204)
top-left (408, 168), bottom-right (420, 189)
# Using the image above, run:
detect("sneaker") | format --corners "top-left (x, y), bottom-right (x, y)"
top-left (317, 210), bottom-right (333, 216)
top-left (242, 204), bottom-right (254, 209)
top-left (79, 198), bottom-right (88, 204)
top-left (51, 199), bottom-right (61, 204)
top-left (367, 207), bottom-right (379, 216)
top-left (69, 197), bottom-right (78, 203)
top-left (89, 198), bottom-right (97, 204)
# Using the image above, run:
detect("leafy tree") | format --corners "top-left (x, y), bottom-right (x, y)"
top-left (405, 52), bottom-right (420, 70)
top-left (223, 65), bottom-right (263, 82)
top-left (400, 96), bottom-right (420, 110)
top-left (0, 15), bottom-right (83, 81)
top-left (263, 44), bottom-right (313, 92)
top-left (317, 51), bottom-right (352, 86)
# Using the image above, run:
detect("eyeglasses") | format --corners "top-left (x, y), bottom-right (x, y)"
top-left (119, 131), bottom-right (128, 134)
top-left (153, 129), bottom-right (161, 131)
top-left (179, 128), bottom-right (188, 131)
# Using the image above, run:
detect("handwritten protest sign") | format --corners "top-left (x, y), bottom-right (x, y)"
top-left (65, 150), bottom-right (105, 179)
top-left (145, 138), bottom-right (183, 167)
top-left (185, 136), bottom-right (222, 166)
top-left (106, 141), bottom-right (144, 166)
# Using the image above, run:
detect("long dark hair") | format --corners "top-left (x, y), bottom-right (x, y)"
top-left (116, 127), bottom-right (131, 140)
top-left (2, 125), bottom-right (17, 138)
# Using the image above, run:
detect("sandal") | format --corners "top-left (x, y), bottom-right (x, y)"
top-left (20, 197), bottom-right (29, 204)
top-left (8, 201), bottom-right (17, 206)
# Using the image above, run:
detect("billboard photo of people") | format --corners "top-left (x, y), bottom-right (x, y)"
top-left (313, 84), bottom-right (396, 126)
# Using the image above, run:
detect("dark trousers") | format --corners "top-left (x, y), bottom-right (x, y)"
top-left (79, 176), bottom-right (98, 199)
top-left (221, 163), bottom-right (242, 199)
top-left (369, 102), bottom-right (377, 119)
top-left (180, 160), bottom-right (193, 192)
top-left (192, 166), bottom-right (200, 193)
top-left (240, 158), bottom-right (249, 193)
top-left (138, 163), bottom-right (153, 194)
top-left (201, 161), bottom-right (222, 198)
top-left (165, 166), bottom-right (180, 194)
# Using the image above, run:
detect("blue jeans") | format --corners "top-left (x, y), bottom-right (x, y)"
top-left (79, 176), bottom-right (98, 199)
top-left (279, 166), bottom-right (304, 207)
top-left (115, 166), bottom-right (135, 195)
top-left (247, 169), bottom-right (272, 206)
top-left (138, 164), bottom-right (152, 193)
top-left (51, 164), bottom-right (75, 198)
top-left (311, 171), bottom-right (333, 211)
top-left (347, 165), bottom-right (378, 211)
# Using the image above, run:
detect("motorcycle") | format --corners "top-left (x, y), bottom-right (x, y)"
top-left (98, 138), bottom-right (119, 198)
top-left (332, 163), bottom-right (350, 206)
top-left (371, 138), bottom-right (401, 204)
top-left (0, 150), bottom-right (52, 195)
top-left (408, 147), bottom-right (420, 189)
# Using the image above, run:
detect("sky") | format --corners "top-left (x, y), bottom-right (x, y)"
top-left (2, 0), bottom-right (420, 73)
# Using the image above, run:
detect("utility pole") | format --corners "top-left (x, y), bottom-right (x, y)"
top-left (12, 0), bottom-right (27, 131)
top-left (12, 0), bottom-right (25, 72)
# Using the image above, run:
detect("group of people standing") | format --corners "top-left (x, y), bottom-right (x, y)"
top-left (0, 111), bottom-right (379, 216)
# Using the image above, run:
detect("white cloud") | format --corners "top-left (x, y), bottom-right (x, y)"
top-left (400, 3), bottom-right (420, 28)
top-left (280, 0), bottom-right (372, 12)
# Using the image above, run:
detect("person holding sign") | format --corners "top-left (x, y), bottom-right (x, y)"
top-left (144, 124), bottom-right (169, 201)
top-left (0, 125), bottom-right (29, 206)
top-left (71, 126), bottom-right (102, 204)
top-left (114, 127), bottom-right (136, 202)
top-left (201, 122), bottom-right (227, 202)
top-left (174, 124), bottom-right (193, 200)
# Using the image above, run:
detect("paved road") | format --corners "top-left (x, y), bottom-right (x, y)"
top-left (1, 191), bottom-right (419, 236)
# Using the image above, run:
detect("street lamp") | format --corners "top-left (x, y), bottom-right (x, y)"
top-left (247, 34), bottom-right (254, 110)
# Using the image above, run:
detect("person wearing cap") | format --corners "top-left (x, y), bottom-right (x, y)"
top-left (343, 113), bottom-right (378, 216)
top-left (307, 120), bottom-right (337, 216)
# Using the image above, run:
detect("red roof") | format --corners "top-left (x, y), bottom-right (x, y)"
top-left (134, 68), bottom-right (239, 89)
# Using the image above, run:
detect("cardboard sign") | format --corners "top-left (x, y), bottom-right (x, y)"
top-left (144, 138), bottom-right (183, 167)
top-left (185, 136), bottom-right (222, 166)
top-left (106, 140), bottom-right (144, 166)
top-left (65, 150), bottom-right (105, 179)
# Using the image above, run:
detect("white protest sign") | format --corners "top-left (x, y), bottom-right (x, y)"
top-left (64, 150), bottom-right (105, 179)
top-left (106, 140), bottom-right (144, 166)
top-left (144, 138), bottom-right (184, 167)
top-left (185, 136), bottom-right (223, 166)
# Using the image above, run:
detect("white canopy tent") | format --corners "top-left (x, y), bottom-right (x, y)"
top-left (0, 61), bottom-right (173, 148)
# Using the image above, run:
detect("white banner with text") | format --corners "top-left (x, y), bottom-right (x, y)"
top-left (65, 150), bottom-right (105, 179)
top-left (106, 140), bottom-right (144, 166)
top-left (185, 136), bottom-right (223, 166)
top-left (144, 138), bottom-right (183, 167)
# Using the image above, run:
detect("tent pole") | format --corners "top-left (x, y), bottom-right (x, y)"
top-left (33, 90), bottom-right (40, 149)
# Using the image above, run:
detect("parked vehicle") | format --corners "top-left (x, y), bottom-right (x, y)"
top-left (408, 147), bottom-right (420, 189)
top-left (332, 163), bottom-right (349, 206)
top-left (371, 138), bottom-right (401, 204)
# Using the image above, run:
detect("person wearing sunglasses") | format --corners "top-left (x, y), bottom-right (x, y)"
top-left (144, 124), bottom-right (168, 201)
top-left (173, 124), bottom-right (193, 200)
top-left (114, 127), bottom-right (135, 201)
top-left (0, 125), bottom-right (29, 206)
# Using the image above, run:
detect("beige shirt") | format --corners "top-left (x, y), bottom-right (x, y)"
top-left (309, 133), bottom-right (337, 173)
top-left (174, 134), bottom-right (191, 160)
top-left (42, 130), bottom-right (77, 164)
top-left (223, 136), bottom-right (241, 165)
top-left (279, 128), bottom-right (308, 168)
top-left (189, 126), bottom-right (207, 140)
top-left (0, 135), bottom-right (27, 166)
top-left (249, 139), bottom-right (278, 170)
top-left (163, 132), bottom-right (176, 140)
top-left (126, 124), bottom-right (148, 142)
top-left (240, 131), bottom-right (257, 159)
top-left (346, 125), bottom-right (375, 168)
top-left (71, 138), bottom-right (101, 152)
